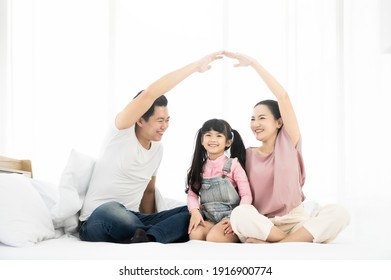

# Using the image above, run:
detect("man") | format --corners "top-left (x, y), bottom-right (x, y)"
top-left (79, 51), bottom-right (223, 243)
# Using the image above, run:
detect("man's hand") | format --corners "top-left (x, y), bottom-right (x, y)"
top-left (195, 51), bottom-right (224, 73)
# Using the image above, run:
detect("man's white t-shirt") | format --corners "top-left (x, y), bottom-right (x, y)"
top-left (79, 124), bottom-right (163, 221)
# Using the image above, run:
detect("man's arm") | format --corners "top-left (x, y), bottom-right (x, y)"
top-left (115, 51), bottom-right (224, 130)
top-left (139, 176), bottom-right (157, 214)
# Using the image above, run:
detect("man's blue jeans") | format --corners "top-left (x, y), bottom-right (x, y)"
top-left (79, 201), bottom-right (190, 243)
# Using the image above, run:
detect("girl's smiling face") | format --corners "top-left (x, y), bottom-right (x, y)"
top-left (201, 130), bottom-right (231, 160)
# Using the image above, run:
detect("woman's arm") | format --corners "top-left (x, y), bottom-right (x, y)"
top-left (115, 51), bottom-right (224, 130)
top-left (224, 51), bottom-right (300, 146)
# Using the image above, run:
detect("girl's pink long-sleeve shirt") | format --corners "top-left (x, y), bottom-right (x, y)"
top-left (187, 155), bottom-right (252, 213)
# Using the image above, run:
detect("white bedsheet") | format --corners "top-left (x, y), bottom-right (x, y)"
top-left (0, 231), bottom-right (389, 260)
top-left (1, 218), bottom-right (390, 280)
top-left (1, 196), bottom-right (391, 260)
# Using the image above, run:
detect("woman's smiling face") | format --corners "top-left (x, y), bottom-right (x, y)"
top-left (250, 104), bottom-right (281, 142)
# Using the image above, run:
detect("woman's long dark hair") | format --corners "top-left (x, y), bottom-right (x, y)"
top-left (185, 118), bottom-right (246, 195)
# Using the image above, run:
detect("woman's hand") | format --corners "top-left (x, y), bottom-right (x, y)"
top-left (223, 51), bottom-right (255, 67)
top-left (188, 209), bottom-right (205, 234)
top-left (194, 51), bottom-right (224, 73)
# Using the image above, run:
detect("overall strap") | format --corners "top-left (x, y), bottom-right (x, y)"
top-left (222, 158), bottom-right (233, 177)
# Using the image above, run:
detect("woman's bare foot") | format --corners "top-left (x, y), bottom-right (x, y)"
top-left (245, 237), bottom-right (269, 244)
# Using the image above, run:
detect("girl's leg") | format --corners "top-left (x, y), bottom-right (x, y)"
top-left (206, 220), bottom-right (240, 243)
top-left (189, 221), bottom-right (214, 241)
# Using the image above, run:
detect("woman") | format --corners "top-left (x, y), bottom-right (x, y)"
top-left (224, 51), bottom-right (350, 243)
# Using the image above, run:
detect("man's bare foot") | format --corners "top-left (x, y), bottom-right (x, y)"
top-left (245, 237), bottom-right (269, 244)
top-left (129, 228), bottom-right (155, 243)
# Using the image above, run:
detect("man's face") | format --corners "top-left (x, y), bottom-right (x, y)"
top-left (139, 106), bottom-right (170, 143)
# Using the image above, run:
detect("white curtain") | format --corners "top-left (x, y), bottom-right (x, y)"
top-left (1, 0), bottom-right (390, 235)
top-left (1, 0), bottom-right (111, 181)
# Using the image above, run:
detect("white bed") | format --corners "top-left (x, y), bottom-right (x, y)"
top-left (0, 230), bottom-right (389, 260)
top-left (0, 151), bottom-right (390, 279)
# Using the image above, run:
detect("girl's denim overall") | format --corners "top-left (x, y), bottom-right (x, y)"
top-left (199, 158), bottom-right (240, 224)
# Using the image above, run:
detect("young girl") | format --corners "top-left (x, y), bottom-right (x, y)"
top-left (185, 118), bottom-right (252, 243)
top-left (224, 51), bottom-right (350, 244)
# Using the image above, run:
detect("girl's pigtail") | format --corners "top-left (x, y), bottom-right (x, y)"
top-left (186, 129), bottom-right (207, 195)
top-left (229, 129), bottom-right (246, 170)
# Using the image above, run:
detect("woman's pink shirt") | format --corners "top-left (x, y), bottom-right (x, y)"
top-left (246, 127), bottom-right (306, 217)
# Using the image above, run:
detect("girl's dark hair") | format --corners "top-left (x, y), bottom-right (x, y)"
top-left (185, 118), bottom-right (246, 195)
top-left (134, 90), bottom-right (168, 121)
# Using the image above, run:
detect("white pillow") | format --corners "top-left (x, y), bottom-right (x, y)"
top-left (155, 188), bottom-right (185, 211)
top-left (0, 173), bottom-right (55, 247)
top-left (155, 187), bottom-right (167, 212)
top-left (51, 149), bottom-right (96, 234)
top-left (30, 179), bottom-right (59, 212)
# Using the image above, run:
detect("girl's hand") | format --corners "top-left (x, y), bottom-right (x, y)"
top-left (221, 220), bottom-right (234, 235)
top-left (223, 51), bottom-right (254, 67)
top-left (195, 51), bottom-right (224, 73)
top-left (188, 209), bottom-right (205, 234)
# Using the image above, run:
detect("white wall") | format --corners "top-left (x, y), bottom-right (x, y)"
top-left (342, 0), bottom-right (391, 241)
top-left (1, 0), bottom-right (390, 231)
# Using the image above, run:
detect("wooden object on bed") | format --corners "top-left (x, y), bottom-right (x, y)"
top-left (0, 156), bottom-right (33, 178)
